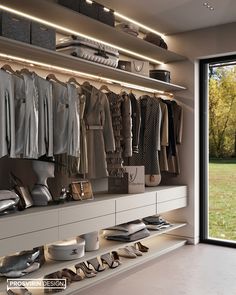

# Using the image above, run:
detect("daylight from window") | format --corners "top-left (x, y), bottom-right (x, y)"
top-left (208, 63), bottom-right (236, 242)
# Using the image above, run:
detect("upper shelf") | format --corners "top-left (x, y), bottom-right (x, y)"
top-left (0, 37), bottom-right (186, 92)
top-left (0, 0), bottom-right (186, 64)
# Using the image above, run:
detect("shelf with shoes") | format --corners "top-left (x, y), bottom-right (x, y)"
top-left (0, 0), bottom-right (186, 64)
top-left (0, 223), bottom-right (186, 293)
top-left (0, 36), bottom-right (186, 93)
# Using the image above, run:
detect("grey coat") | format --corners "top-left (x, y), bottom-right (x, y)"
top-left (0, 70), bottom-right (15, 158)
top-left (83, 86), bottom-right (115, 179)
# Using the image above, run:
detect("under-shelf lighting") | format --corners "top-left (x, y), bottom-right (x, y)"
top-left (86, 0), bottom-right (93, 4)
top-left (0, 4), bottom-right (164, 65)
top-left (114, 12), bottom-right (165, 39)
top-left (103, 7), bottom-right (110, 12)
top-left (0, 53), bottom-right (166, 95)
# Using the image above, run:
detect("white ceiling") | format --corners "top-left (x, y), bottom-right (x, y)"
top-left (98, 0), bottom-right (236, 35)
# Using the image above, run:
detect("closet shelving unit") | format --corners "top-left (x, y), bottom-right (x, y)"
top-left (0, 1), bottom-right (188, 293)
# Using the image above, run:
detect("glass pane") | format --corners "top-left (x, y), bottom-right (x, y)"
top-left (208, 62), bottom-right (236, 242)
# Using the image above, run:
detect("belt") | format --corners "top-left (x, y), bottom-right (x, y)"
top-left (86, 125), bottom-right (103, 130)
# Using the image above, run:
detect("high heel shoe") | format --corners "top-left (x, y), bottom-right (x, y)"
top-left (135, 241), bottom-right (149, 252)
top-left (112, 251), bottom-right (122, 265)
top-left (61, 268), bottom-right (83, 281)
top-left (100, 253), bottom-right (119, 269)
top-left (87, 257), bottom-right (106, 272)
top-left (75, 262), bottom-right (97, 278)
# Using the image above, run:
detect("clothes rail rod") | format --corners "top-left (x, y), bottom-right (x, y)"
top-left (0, 53), bottom-right (172, 96)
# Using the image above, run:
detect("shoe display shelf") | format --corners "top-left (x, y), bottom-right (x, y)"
top-left (0, 224), bottom-right (187, 294)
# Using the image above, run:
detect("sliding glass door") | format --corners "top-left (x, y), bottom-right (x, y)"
top-left (200, 55), bottom-right (236, 246)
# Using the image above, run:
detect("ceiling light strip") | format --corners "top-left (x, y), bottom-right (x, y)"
top-left (0, 5), bottom-right (164, 65)
top-left (0, 53), bottom-right (166, 94)
top-left (114, 12), bottom-right (165, 38)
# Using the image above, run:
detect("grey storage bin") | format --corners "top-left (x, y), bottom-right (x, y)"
top-left (97, 4), bottom-right (115, 27)
top-left (79, 0), bottom-right (99, 20)
top-left (0, 11), bottom-right (30, 43)
top-left (31, 22), bottom-right (56, 50)
top-left (58, 0), bottom-right (80, 12)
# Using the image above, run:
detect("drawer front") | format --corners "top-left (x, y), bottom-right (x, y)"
top-left (157, 198), bottom-right (187, 214)
top-left (116, 204), bottom-right (156, 225)
top-left (0, 211), bottom-right (58, 239)
top-left (59, 214), bottom-right (115, 240)
top-left (0, 228), bottom-right (58, 257)
top-left (116, 192), bottom-right (156, 212)
top-left (157, 186), bottom-right (187, 203)
top-left (58, 200), bottom-right (115, 225)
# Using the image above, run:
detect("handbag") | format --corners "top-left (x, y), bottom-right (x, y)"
top-left (118, 60), bottom-right (149, 76)
top-left (69, 180), bottom-right (94, 201)
top-left (108, 172), bottom-right (129, 194)
top-left (10, 172), bottom-right (33, 210)
top-left (0, 190), bottom-right (19, 213)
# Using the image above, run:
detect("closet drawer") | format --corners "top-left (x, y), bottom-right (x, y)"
top-left (0, 228), bottom-right (58, 257)
top-left (58, 200), bottom-right (115, 225)
top-left (0, 210), bottom-right (58, 239)
top-left (116, 192), bottom-right (156, 212)
top-left (59, 214), bottom-right (115, 240)
top-left (116, 204), bottom-right (156, 225)
top-left (157, 198), bottom-right (187, 214)
top-left (157, 186), bottom-right (187, 203)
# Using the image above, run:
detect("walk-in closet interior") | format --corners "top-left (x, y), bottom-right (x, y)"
top-left (2, 0), bottom-right (233, 294)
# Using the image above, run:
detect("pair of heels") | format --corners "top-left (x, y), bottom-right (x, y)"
top-left (117, 245), bottom-right (143, 258)
top-left (87, 251), bottom-right (121, 272)
top-left (75, 262), bottom-right (97, 278)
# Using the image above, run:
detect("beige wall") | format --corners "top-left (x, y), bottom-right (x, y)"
top-left (162, 22), bottom-right (236, 244)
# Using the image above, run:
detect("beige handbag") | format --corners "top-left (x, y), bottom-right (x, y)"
top-left (69, 180), bottom-right (93, 201)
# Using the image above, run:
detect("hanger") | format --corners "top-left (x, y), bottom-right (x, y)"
top-left (68, 77), bottom-right (81, 87)
top-left (19, 68), bottom-right (32, 75)
top-left (1, 64), bottom-right (23, 79)
top-left (99, 84), bottom-right (110, 93)
top-left (46, 73), bottom-right (66, 87)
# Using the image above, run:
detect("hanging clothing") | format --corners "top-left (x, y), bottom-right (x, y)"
top-left (106, 91), bottom-right (123, 176)
top-left (83, 85), bottom-right (115, 179)
top-left (21, 73), bottom-right (39, 159)
top-left (120, 92), bottom-right (132, 158)
top-left (51, 81), bottom-right (80, 157)
top-left (129, 92), bottom-right (141, 154)
top-left (12, 73), bottom-right (25, 157)
top-left (167, 100), bottom-right (183, 175)
top-left (79, 90), bottom-right (88, 175)
top-left (0, 70), bottom-right (15, 158)
top-left (128, 95), bottom-right (162, 175)
top-left (33, 73), bottom-right (53, 158)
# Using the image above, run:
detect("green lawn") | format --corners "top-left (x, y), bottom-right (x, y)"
top-left (209, 159), bottom-right (236, 241)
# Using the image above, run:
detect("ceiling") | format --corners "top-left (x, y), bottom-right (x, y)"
top-left (98, 0), bottom-right (236, 35)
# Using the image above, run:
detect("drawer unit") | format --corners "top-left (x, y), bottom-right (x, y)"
top-left (116, 192), bottom-right (156, 212)
top-left (157, 197), bottom-right (187, 214)
top-left (0, 210), bottom-right (58, 240)
top-left (59, 214), bottom-right (115, 240)
top-left (116, 204), bottom-right (156, 225)
top-left (58, 199), bottom-right (115, 225)
top-left (157, 186), bottom-right (187, 203)
top-left (0, 228), bottom-right (58, 257)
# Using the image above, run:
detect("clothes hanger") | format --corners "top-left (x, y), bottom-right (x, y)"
top-left (46, 73), bottom-right (67, 87)
top-left (1, 64), bottom-right (23, 79)
top-left (68, 77), bottom-right (81, 87)
top-left (19, 68), bottom-right (32, 74)
top-left (99, 84), bottom-right (110, 92)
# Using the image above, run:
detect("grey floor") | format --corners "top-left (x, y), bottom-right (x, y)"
top-left (79, 243), bottom-right (236, 295)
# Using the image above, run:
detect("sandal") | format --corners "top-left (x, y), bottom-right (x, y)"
top-left (75, 262), bottom-right (97, 278)
top-left (117, 247), bottom-right (137, 258)
top-left (126, 246), bottom-right (143, 256)
top-left (87, 257), bottom-right (106, 272)
top-left (61, 268), bottom-right (83, 281)
top-left (135, 242), bottom-right (149, 252)
top-left (100, 253), bottom-right (119, 268)
top-left (112, 251), bottom-right (122, 265)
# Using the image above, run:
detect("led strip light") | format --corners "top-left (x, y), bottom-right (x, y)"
top-left (0, 4), bottom-right (164, 65)
top-left (0, 53), bottom-right (166, 94)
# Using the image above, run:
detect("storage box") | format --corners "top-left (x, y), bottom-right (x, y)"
top-left (31, 22), bottom-right (56, 50)
top-left (58, 0), bottom-right (80, 12)
top-left (80, 231), bottom-right (99, 251)
top-left (118, 60), bottom-right (150, 77)
top-left (79, 0), bottom-right (99, 19)
top-left (97, 4), bottom-right (115, 27)
top-left (124, 166), bottom-right (145, 194)
top-left (0, 11), bottom-right (30, 43)
top-left (149, 69), bottom-right (171, 83)
top-left (47, 237), bottom-right (85, 261)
